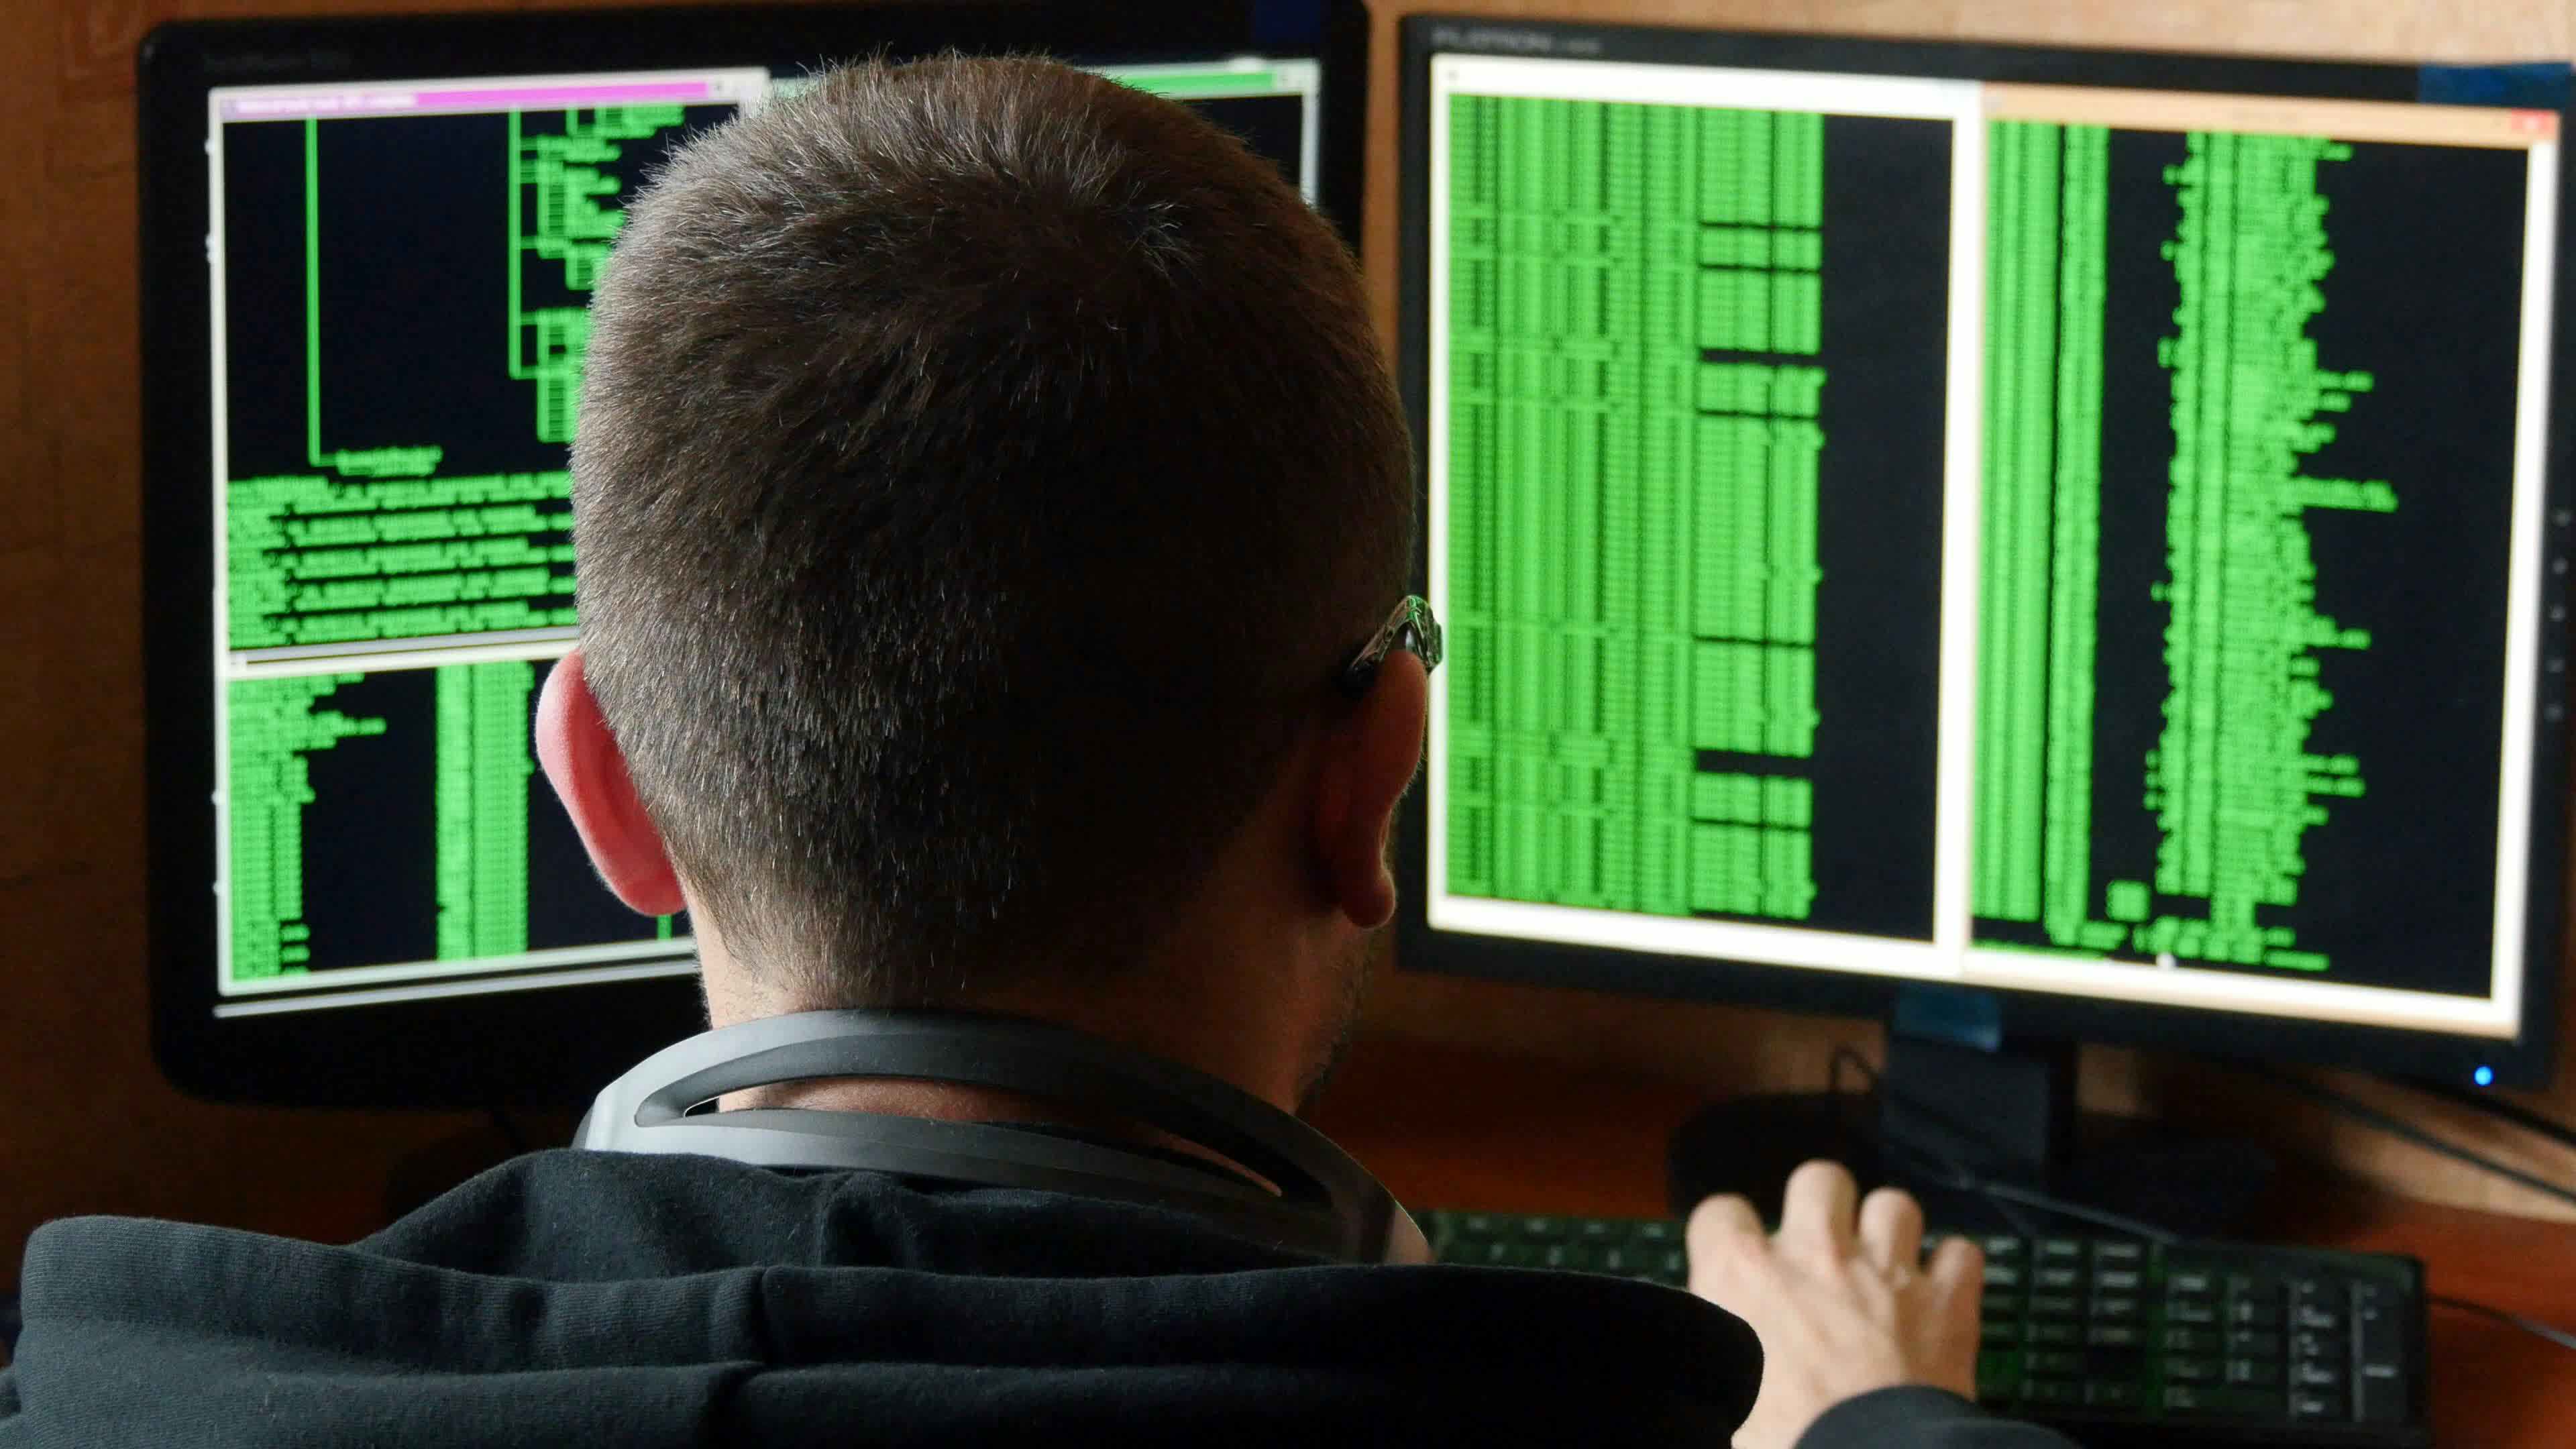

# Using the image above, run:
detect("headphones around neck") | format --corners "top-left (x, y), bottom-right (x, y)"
top-left (576, 1010), bottom-right (1432, 1264)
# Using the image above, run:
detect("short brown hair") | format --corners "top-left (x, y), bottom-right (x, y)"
top-left (572, 56), bottom-right (1411, 1005)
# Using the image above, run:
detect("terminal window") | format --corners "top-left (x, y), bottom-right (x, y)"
top-left (1439, 86), bottom-right (1950, 945)
top-left (1424, 57), bottom-right (2558, 1036)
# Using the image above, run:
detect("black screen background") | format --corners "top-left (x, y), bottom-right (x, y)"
top-left (1703, 113), bottom-right (1952, 941)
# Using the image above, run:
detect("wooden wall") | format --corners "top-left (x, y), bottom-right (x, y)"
top-left (4, 0), bottom-right (2574, 1293)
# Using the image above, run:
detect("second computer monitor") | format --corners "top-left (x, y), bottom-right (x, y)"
top-left (1397, 17), bottom-right (2569, 1083)
top-left (144, 2), bottom-right (1368, 1105)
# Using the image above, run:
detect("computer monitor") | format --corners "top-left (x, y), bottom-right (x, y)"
top-left (1393, 16), bottom-right (2572, 1097)
top-left (140, 1), bottom-right (1368, 1108)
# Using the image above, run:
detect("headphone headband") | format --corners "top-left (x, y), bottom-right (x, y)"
top-left (578, 1010), bottom-right (1430, 1264)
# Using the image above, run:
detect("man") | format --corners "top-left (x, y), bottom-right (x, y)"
top-left (5, 58), bottom-right (2072, 1448)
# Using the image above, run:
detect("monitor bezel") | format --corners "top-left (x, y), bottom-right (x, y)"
top-left (1393, 13), bottom-right (2571, 1089)
top-left (140, 1), bottom-right (1372, 1108)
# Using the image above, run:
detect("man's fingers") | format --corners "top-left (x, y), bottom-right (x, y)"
top-left (1925, 1233), bottom-right (1988, 1315)
top-left (1855, 1187), bottom-right (1924, 1273)
top-left (1777, 1159), bottom-right (1860, 1258)
top-left (1686, 1195), bottom-right (1768, 1296)
top-left (1687, 1193), bottom-right (1766, 1254)
top-left (1919, 1234), bottom-right (1990, 1392)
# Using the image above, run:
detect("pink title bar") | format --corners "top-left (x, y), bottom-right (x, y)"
top-left (222, 79), bottom-right (714, 121)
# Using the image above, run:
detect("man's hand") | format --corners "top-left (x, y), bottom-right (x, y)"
top-left (1686, 1161), bottom-right (1986, 1449)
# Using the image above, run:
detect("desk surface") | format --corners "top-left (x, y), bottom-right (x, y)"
top-left (1310, 1036), bottom-right (2576, 1449)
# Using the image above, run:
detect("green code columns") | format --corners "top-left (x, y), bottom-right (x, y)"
top-left (1973, 122), bottom-right (2114, 950)
top-left (1445, 95), bottom-right (1619, 907)
top-left (226, 676), bottom-right (385, 981)
top-left (2149, 132), bottom-right (2387, 972)
top-left (434, 661), bottom-right (535, 960)
top-left (1446, 94), bottom-right (1826, 922)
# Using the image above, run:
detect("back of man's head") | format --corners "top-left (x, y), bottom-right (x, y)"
top-left (572, 56), bottom-right (1412, 1008)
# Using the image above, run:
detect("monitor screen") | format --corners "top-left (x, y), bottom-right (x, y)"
top-left (207, 57), bottom-right (1325, 1018)
top-left (1399, 18), bottom-right (2570, 1080)
top-left (142, 3), bottom-right (1366, 1102)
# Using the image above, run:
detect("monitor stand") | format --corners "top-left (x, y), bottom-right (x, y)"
top-left (1665, 996), bottom-right (2275, 1238)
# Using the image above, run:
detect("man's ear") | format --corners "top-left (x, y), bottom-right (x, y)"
top-left (535, 647), bottom-right (687, 917)
top-left (1311, 651), bottom-right (1430, 931)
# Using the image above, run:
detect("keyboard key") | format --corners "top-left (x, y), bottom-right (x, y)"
top-left (2028, 1350), bottom-right (2086, 1377)
top-left (2165, 1356), bottom-right (2220, 1383)
top-left (1976, 1348), bottom-right (2021, 1396)
top-left (1980, 1235), bottom-right (2025, 1261)
top-left (2029, 1293), bottom-right (2080, 1319)
top-left (2357, 1360), bottom-right (2409, 1424)
top-left (2029, 1322), bottom-right (2082, 1346)
top-left (2225, 1273), bottom-right (2279, 1303)
top-left (2090, 1295), bottom-right (2140, 1321)
top-left (2227, 1298), bottom-right (2284, 1327)
top-left (2292, 1280), bottom-right (2346, 1332)
top-left (2084, 1381), bottom-right (2140, 1411)
top-left (1981, 1320), bottom-right (2021, 1346)
top-left (2092, 1240), bottom-right (2145, 1267)
top-left (1635, 1220), bottom-right (1677, 1245)
top-left (1458, 1214), bottom-right (1497, 1236)
top-left (2167, 1268), bottom-right (2219, 1297)
top-left (1519, 1216), bottom-right (1564, 1240)
top-left (2294, 1360), bottom-right (2347, 1391)
top-left (2162, 1327), bottom-right (2220, 1353)
top-left (1577, 1219), bottom-right (1620, 1243)
top-left (2165, 1299), bottom-right (2218, 1325)
top-left (2291, 1390), bottom-right (2347, 1422)
top-left (2226, 1328), bottom-right (2284, 1358)
top-left (2293, 1330), bottom-right (2348, 1362)
top-left (1983, 1263), bottom-right (2023, 1290)
top-left (2021, 1379), bottom-right (2082, 1407)
top-left (2353, 1281), bottom-right (2403, 1370)
top-left (2162, 1385), bottom-right (2280, 1418)
top-left (2086, 1324), bottom-right (2142, 1348)
top-left (2035, 1266), bottom-right (2083, 1291)
top-left (2093, 1268), bottom-right (2142, 1293)
top-left (2226, 1358), bottom-right (2283, 1387)
top-left (2037, 1238), bottom-right (2084, 1264)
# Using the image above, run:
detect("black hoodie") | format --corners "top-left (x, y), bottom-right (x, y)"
top-left (1, 1150), bottom-right (2066, 1447)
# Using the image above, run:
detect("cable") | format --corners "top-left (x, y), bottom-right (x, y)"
top-left (1827, 1053), bottom-right (2576, 1357)
top-left (1828, 1048), bottom-right (2042, 1236)
top-left (1827, 1047), bottom-right (2179, 1242)
top-left (2400, 1077), bottom-right (2576, 1159)
top-left (2227, 1061), bottom-right (2576, 1215)
top-left (2430, 1294), bottom-right (2576, 1355)
top-left (1964, 1179), bottom-right (2182, 1244)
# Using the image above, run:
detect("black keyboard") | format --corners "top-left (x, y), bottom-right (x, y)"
top-left (1419, 1210), bottom-right (2431, 1448)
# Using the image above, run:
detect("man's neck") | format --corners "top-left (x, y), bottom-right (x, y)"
top-left (698, 932), bottom-right (1326, 1118)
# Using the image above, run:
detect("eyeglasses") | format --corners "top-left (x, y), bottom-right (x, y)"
top-left (1337, 595), bottom-right (1444, 697)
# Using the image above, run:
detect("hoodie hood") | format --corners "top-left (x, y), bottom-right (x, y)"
top-left (4, 1150), bottom-right (1759, 1448)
